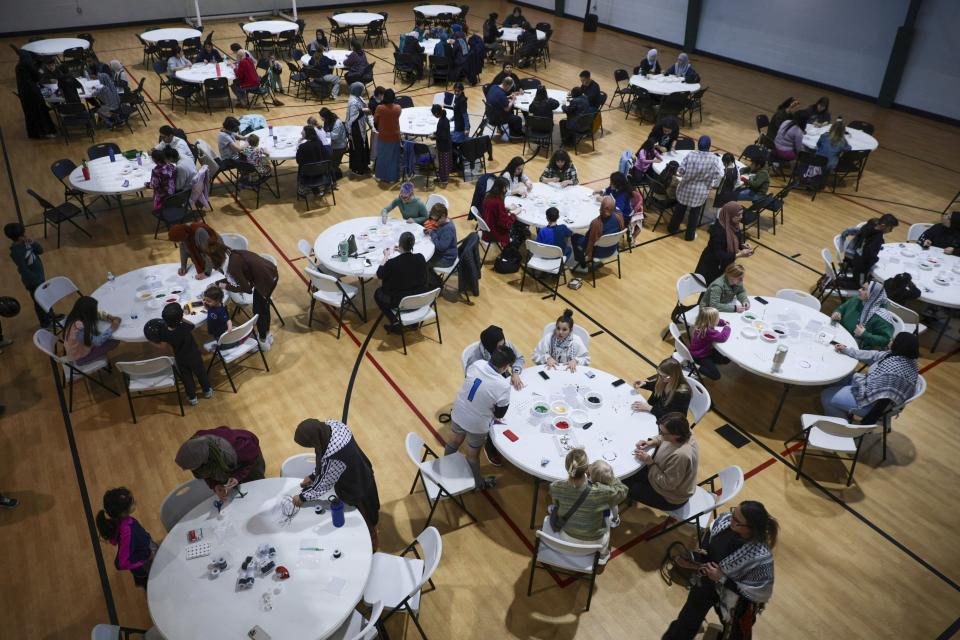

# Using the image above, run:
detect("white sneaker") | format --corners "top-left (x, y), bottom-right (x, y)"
top-left (258, 333), bottom-right (274, 351)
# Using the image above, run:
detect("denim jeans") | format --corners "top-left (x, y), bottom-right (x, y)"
top-left (820, 379), bottom-right (872, 418)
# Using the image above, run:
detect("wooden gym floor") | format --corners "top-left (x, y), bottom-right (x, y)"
top-left (0, 2), bottom-right (958, 638)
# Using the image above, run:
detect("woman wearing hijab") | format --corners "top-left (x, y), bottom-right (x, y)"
top-left (464, 325), bottom-right (526, 390)
top-left (695, 202), bottom-right (754, 283)
top-left (108, 60), bottom-right (129, 90)
top-left (639, 48), bottom-right (661, 76)
top-left (822, 332), bottom-right (920, 418)
top-left (93, 71), bottom-right (121, 126)
top-left (345, 82), bottom-right (371, 175)
top-left (289, 419), bottom-right (381, 548)
top-left (169, 222), bottom-right (219, 279)
top-left (373, 89), bottom-right (402, 183)
top-left (830, 281), bottom-right (895, 350)
top-left (665, 53), bottom-right (699, 83)
top-left (15, 51), bottom-right (57, 139)
top-left (918, 211), bottom-right (960, 254)
top-left (175, 426), bottom-right (266, 499)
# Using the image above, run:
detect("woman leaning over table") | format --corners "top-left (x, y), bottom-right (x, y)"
top-left (175, 427), bottom-right (266, 500)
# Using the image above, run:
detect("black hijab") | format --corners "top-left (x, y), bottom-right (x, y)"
top-left (480, 325), bottom-right (505, 354)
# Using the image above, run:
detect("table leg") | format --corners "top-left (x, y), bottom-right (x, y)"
top-left (930, 307), bottom-right (954, 353)
top-left (358, 277), bottom-right (367, 320)
top-left (769, 383), bottom-right (792, 432)
top-left (529, 477), bottom-right (542, 529)
top-left (116, 195), bottom-right (129, 235)
top-left (272, 160), bottom-right (281, 198)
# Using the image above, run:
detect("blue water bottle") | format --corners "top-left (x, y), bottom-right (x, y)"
top-left (330, 497), bottom-right (345, 528)
top-left (108, 146), bottom-right (115, 163)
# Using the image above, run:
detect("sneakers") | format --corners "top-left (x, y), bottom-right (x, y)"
top-left (0, 495), bottom-right (19, 509)
top-left (258, 333), bottom-right (274, 351)
top-left (484, 445), bottom-right (503, 467)
top-left (204, 388), bottom-right (215, 399)
top-left (188, 397), bottom-right (199, 406)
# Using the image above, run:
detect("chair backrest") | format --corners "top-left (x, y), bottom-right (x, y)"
top-left (474, 211), bottom-right (492, 233)
top-left (685, 374), bottom-right (711, 425)
top-left (160, 478), bottom-right (214, 532)
top-left (220, 232), bottom-right (249, 251)
top-left (711, 465), bottom-right (745, 510)
top-left (280, 453), bottom-right (316, 478)
top-left (195, 138), bottom-right (219, 163)
top-left (51, 159), bottom-right (78, 181)
top-left (203, 77), bottom-right (229, 92)
top-left (820, 248), bottom-right (839, 279)
top-left (396, 95), bottom-right (414, 108)
top-left (116, 356), bottom-right (176, 379)
top-left (351, 600), bottom-right (385, 640)
top-left (459, 136), bottom-right (490, 162)
top-left (405, 431), bottom-right (434, 478)
top-left (832, 234), bottom-right (844, 260)
top-left (33, 329), bottom-right (63, 361)
top-left (847, 120), bottom-right (875, 135)
top-left (425, 193), bottom-right (449, 211)
top-left (907, 223), bottom-right (932, 242)
top-left (541, 321), bottom-right (590, 348)
top-left (812, 418), bottom-right (881, 440)
top-left (669, 322), bottom-right (695, 364)
top-left (218, 314), bottom-right (258, 346)
top-left (886, 299), bottom-right (919, 329)
top-left (909, 374), bottom-right (927, 405)
top-left (398, 288), bottom-right (441, 312)
top-left (305, 267), bottom-right (347, 297)
top-left (775, 288), bottom-right (821, 311)
top-left (537, 525), bottom-right (603, 556)
top-left (297, 239), bottom-right (319, 268)
top-left (88, 142), bottom-right (121, 160)
top-left (34, 276), bottom-right (80, 313)
top-left (460, 341), bottom-right (479, 374)
top-left (755, 114), bottom-right (769, 134)
top-left (259, 253), bottom-right (278, 267)
top-left (525, 239), bottom-right (563, 261)
top-left (887, 312), bottom-right (906, 336)
top-left (614, 68), bottom-right (629, 83)
top-left (412, 526), bottom-right (443, 592)
top-left (677, 273), bottom-right (707, 305)
top-left (594, 229), bottom-right (626, 250)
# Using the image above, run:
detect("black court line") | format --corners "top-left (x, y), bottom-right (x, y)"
top-left (937, 616), bottom-right (960, 640)
top-left (589, 330), bottom-right (604, 337)
top-left (837, 193), bottom-right (947, 215)
top-left (751, 239), bottom-right (822, 275)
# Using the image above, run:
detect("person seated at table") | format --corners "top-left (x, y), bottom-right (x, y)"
top-left (381, 181), bottom-right (428, 224)
top-left (632, 138), bottom-right (662, 181)
top-left (503, 6), bottom-right (527, 28)
top-left (572, 195), bottom-right (625, 270)
top-left (627, 412), bottom-right (699, 510)
top-left (767, 96), bottom-right (800, 139)
top-left (166, 45), bottom-right (192, 80)
top-left (638, 48), bottom-right (661, 76)
top-left (38, 57), bottom-right (59, 83)
top-left (807, 96), bottom-right (831, 125)
top-left (217, 116), bottom-right (247, 167)
top-left (95, 487), bottom-right (156, 589)
top-left (451, 82), bottom-right (470, 144)
top-left (305, 115), bottom-right (332, 147)
top-left (343, 40), bottom-right (369, 85)
top-left (111, 59), bottom-right (131, 89)
top-left (240, 134), bottom-right (271, 178)
top-left (480, 177), bottom-right (518, 247)
top-left (830, 281), bottom-right (895, 350)
top-left (533, 308), bottom-right (590, 371)
top-left (810, 118), bottom-right (851, 182)
top-left (548, 447), bottom-right (626, 564)
top-left (196, 42), bottom-right (223, 63)
top-left (157, 124), bottom-right (195, 162)
top-left (308, 49), bottom-right (343, 99)
top-left (702, 262), bottom-right (750, 313)
top-left (599, 171), bottom-right (642, 223)
top-left (464, 325), bottom-right (526, 394)
top-left (296, 125), bottom-right (329, 164)
top-left (399, 30), bottom-right (426, 79)
top-left (838, 214), bottom-right (899, 284)
top-left (695, 202), bottom-right (753, 284)
top-left (648, 116), bottom-right (680, 153)
top-left (147, 148), bottom-right (177, 211)
top-left (430, 104), bottom-right (453, 185)
top-left (516, 24), bottom-right (539, 67)
top-left (501, 156), bottom-right (533, 196)
top-left (483, 13), bottom-right (504, 59)
top-left (632, 357), bottom-right (692, 420)
top-left (165, 146), bottom-right (196, 192)
top-left (228, 42), bottom-right (254, 63)
top-left (540, 149), bottom-right (578, 187)
top-left (822, 332), bottom-right (919, 418)
top-left (170, 221), bottom-right (219, 279)
top-left (577, 70), bottom-right (603, 109)
top-left (487, 76), bottom-right (524, 141)
top-left (528, 85), bottom-right (559, 124)
top-left (665, 52), bottom-right (700, 83)
top-left (231, 48), bottom-right (260, 107)
top-left (918, 211), bottom-right (960, 253)
top-left (307, 28), bottom-right (329, 54)
top-left (490, 62), bottom-right (521, 89)
top-left (290, 418), bottom-right (381, 549)
top-left (56, 64), bottom-right (84, 104)
top-left (63, 296), bottom-right (121, 365)
top-left (175, 426), bottom-right (266, 500)
top-left (655, 160), bottom-right (681, 206)
top-left (375, 230), bottom-right (429, 332)
top-left (536, 206), bottom-right (573, 261)
top-left (773, 110), bottom-right (809, 161)
top-left (689, 307), bottom-right (732, 380)
top-left (426, 203), bottom-right (457, 269)
top-left (733, 156), bottom-right (770, 203)
top-left (92, 71), bottom-right (122, 127)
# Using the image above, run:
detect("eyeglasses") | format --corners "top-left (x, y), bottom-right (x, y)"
top-left (729, 506), bottom-right (749, 528)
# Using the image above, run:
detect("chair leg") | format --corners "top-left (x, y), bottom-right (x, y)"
top-left (125, 382), bottom-right (137, 423)
top-left (526, 542), bottom-right (540, 596)
top-left (584, 558), bottom-right (599, 611)
top-left (222, 359), bottom-right (238, 393)
top-left (307, 297), bottom-right (315, 328)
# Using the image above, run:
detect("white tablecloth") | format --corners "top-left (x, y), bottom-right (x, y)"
top-left (175, 62), bottom-right (235, 84)
top-left (69, 154), bottom-right (156, 196)
top-left (401, 105), bottom-right (451, 137)
top-left (874, 244), bottom-right (960, 309)
top-left (249, 125), bottom-right (303, 161)
top-left (90, 263), bottom-right (218, 342)
top-left (140, 28), bottom-right (202, 43)
top-left (491, 365), bottom-right (657, 482)
top-left (416, 4), bottom-right (462, 17)
top-left (299, 49), bottom-right (349, 70)
top-left (22, 38), bottom-right (88, 56)
top-left (629, 73), bottom-right (700, 96)
top-left (507, 183), bottom-right (599, 233)
top-left (499, 28), bottom-right (546, 43)
top-left (714, 296), bottom-right (858, 386)
top-left (514, 88), bottom-right (568, 113)
top-left (332, 12), bottom-right (383, 26)
top-left (650, 149), bottom-right (745, 175)
top-left (314, 217), bottom-right (435, 280)
top-left (802, 124), bottom-right (878, 152)
top-left (243, 20), bottom-right (298, 35)
top-left (42, 77), bottom-right (100, 103)
top-left (148, 478), bottom-right (372, 640)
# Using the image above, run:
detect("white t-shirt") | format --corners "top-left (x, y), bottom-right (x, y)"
top-left (451, 360), bottom-right (512, 434)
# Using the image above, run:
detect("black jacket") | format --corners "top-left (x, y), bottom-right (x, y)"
top-left (457, 232), bottom-right (482, 296)
top-left (695, 223), bottom-right (744, 284)
top-left (376, 252), bottom-right (429, 306)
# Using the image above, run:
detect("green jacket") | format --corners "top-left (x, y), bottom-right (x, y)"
top-left (701, 275), bottom-right (749, 312)
top-left (835, 297), bottom-right (894, 350)
top-left (383, 196), bottom-right (428, 224)
top-left (744, 168), bottom-right (769, 195)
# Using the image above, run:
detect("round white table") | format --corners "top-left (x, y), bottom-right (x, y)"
top-left (299, 49), bottom-right (350, 70)
top-left (148, 478), bottom-right (372, 640)
top-left (651, 149), bottom-right (746, 175)
top-left (250, 125), bottom-right (303, 162)
top-left (714, 295), bottom-right (858, 431)
top-left (802, 124), bottom-right (878, 152)
top-left (140, 28), bottom-right (202, 43)
top-left (243, 20), bottom-right (298, 35)
top-left (42, 77), bottom-right (100, 103)
top-left (507, 183), bottom-right (599, 233)
top-left (499, 28), bottom-right (546, 43)
top-left (629, 73), bottom-right (700, 96)
top-left (401, 105), bottom-right (451, 137)
top-left (513, 88), bottom-right (568, 114)
top-left (175, 62), bottom-right (235, 84)
top-left (332, 12), bottom-right (383, 27)
top-left (69, 154), bottom-right (156, 235)
top-left (491, 364), bottom-right (657, 527)
top-left (420, 38), bottom-right (441, 53)
top-left (416, 4), bottom-right (462, 17)
top-left (22, 38), bottom-right (89, 56)
top-left (91, 263), bottom-right (218, 342)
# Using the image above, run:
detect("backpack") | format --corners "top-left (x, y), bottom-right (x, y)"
top-left (494, 246), bottom-right (522, 273)
top-left (883, 272), bottom-right (921, 305)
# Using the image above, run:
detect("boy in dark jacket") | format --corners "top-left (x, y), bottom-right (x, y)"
top-left (151, 303), bottom-right (213, 405)
top-left (5, 222), bottom-right (53, 328)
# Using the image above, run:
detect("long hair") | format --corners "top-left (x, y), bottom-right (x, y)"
top-left (205, 239), bottom-right (230, 270)
top-left (95, 487), bottom-right (134, 541)
top-left (739, 500), bottom-right (779, 549)
top-left (504, 156), bottom-right (525, 178)
top-left (486, 177), bottom-right (508, 200)
top-left (828, 118), bottom-right (846, 145)
top-left (654, 357), bottom-right (685, 404)
top-left (692, 306), bottom-right (719, 338)
top-left (547, 149), bottom-right (571, 173)
top-left (564, 447), bottom-right (588, 480)
top-left (64, 296), bottom-right (100, 346)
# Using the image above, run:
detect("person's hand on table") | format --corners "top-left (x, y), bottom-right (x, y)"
top-left (734, 302), bottom-right (745, 313)
top-left (178, 267), bottom-right (188, 276)
top-left (922, 240), bottom-right (932, 248)
top-left (834, 343), bottom-right (847, 353)
top-left (700, 562), bottom-right (724, 582)
top-left (566, 359), bottom-right (577, 372)
top-left (632, 399), bottom-right (651, 412)
top-left (743, 299), bottom-right (751, 310)
top-left (510, 371), bottom-right (524, 390)
top-left (291, 495), bottom-right (304, 508)
top-left (405, 218), bottom-right (415, 224)
top-left (946, 247), bottom-right (954, 255)
top-left (218, 281), bottom-right (227, 289)
top-left (213, 484), bottom-right (229, 500)
top-left (300, 475), bottom-right (313, 489)
top-left (545, 356), bottom-right (558, 369)
top-left (854, 324), bottom-right (865, 337)
top-left (195, 272), bottom-right (207, 280)
top-left (831, 312), bottom-right (841, 321)
top-left (109, 317), bottom-right (121, 330)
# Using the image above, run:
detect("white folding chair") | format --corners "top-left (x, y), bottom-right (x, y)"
top-left (685, 374), bottom-right (711, 427)
top-left (91, 624), bottom-right (160, 639)
top-left (405, 432), bottom-right (477, 528)
top-left (433, 256), bottom-right (465, 300)
top-left (832, 234), bottom-right (844, 261)
top-left (280, 453), bottom-right (316, 478)
top-left (668, 322), bottom-right (700, 379)
top-left (649, 465), bottom-right (744, 541)
top-left (906, 223), bottom-right (932, 243)
top-left (775, 288), bottom-right (821, 311)
top-left (460, 341), bottom-right (479, 374)
top-left (219, 232), bottom-right (249, 251)
top-left (587, 229), bottom-right (627, 288)
top-left (393, 288), bottom-right (442, 355)
top-left (362, 526), bottom-right (443, 640)
top-left (33, 276), bottom-right (81, 333)
top-left (327, 601), bottom-right (384, 640)
top-left (887, 312), bottom-right (906, 337)
top-left (297, 238), bottom-right (321, 271)
top-left (886, 299), bottom-right (926, 335)
top-left (527, 515), bottom-right (604, 611)
top-left (205, 314), bottom-right (268, 393)
top-left (521, 239), bottom-right (566, 300)
top-left (816, 248), bottom-right (857, 301)
top-left (304, 267), bottom-right (363, 339)
top-left (473, 208), bottom-right (499, 264)
top-left (33, 328), bottom-right (118, 412)
top-left (115, 356), bottom-right (183, 423)
top-left (675, 273), bottom-right (706, 332)
top-left (424, 193), bottom-right (449, 212)
top-left (541, 322), bottom-right (590, 349)
top-left (160, 478), bottom-right (214, 532)
top-left (874, 374), bottom-right (926, 460)
top-left (788, 415), bottom-right (882, 486)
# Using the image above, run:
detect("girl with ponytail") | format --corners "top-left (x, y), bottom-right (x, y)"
top-left (95, 487), bottom-right (157, 589)
top-left (533, 308), bottom-right (590, 372)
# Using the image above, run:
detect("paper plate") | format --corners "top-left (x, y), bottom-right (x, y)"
top-left (901, 249), bottom-right (917, 258)
top-left (530, 402), bottom-right (551, 418)
top-left (760, 331), bottom-right (779, 343)
top-left (136, 291), bottom-right (152, 301)
top-left (741, 326), bottom-right (758, 339)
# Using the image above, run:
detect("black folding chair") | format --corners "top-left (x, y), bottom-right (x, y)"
top-left (54, 103), bottom-right (96, 144)
top-left (522, 114), bottom-right (554, 159)
top-left (297, 161), bottom-right (336, 208)
top-left (203, 77), bottom-right (233, 113)
top-left (831, 150), bottom-right (871, 193)
top-left (244, 75), bottom-right (272, 111)
top-left (87, 142), bottom-right (121, 160)
top-left (50, 159), bottom-right (97, 219)
top-left (152, 189), bottom-right (195, 238)
top-left (27, 189), bottom-right (91, 248)
top-left (234, 160), bottom-right (278, 209)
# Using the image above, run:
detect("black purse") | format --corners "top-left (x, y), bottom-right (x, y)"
top-left (549, 482), bottom-right (592, 532)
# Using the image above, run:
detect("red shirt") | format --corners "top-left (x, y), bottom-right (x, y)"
top-left (482, 196), bottom-right (515, 246)
top-left (235, 56), bottom-right (259, 89)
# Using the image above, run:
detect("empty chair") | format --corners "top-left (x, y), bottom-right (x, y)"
top-left (115, 357), bottom-right (183, 423)
top-left (674, 273), bottom-right (705, 332)
top-left (527, 516), bottom-right (604, 611)
top-left (685, 374), bottom-right (711, 427)
top-left (906, 222), bottom-right (932, 243)
top-left (34, 276), bottom-right (81, 333)
top-left (813, 248), bottom-right (858, 301)
top-left (90, 624), bottom-right (155, 639)
top-left (219, 232), bottom-right (249, 251)
top-left (33, 328), bottom-right (118, 412)
top-left (88, 142), bottom-right (122, 160)
top-left (205, 314), bottom-right (269, 393)
top-left (392, 289), bottom-right (442, 355)
top-left (405, 432), bottom-right (477, 529)
top-left (159, 478), bottom-right (214, 532)
top-left (304, 267), bottom-right (362, 339)
top-left (775, 288), bottom-right (821, 311)
top-left (649, 465), bottom-right (744, 541)
top-left (26, 189), bottom-right (90, 249)
top-left (362, 526), bottom-right (442, 640)
top-left (521, 240), bottom-right (566, 300)
top-left (297, 239), bottom-right (321, 271)
top-left (788, 415), bottom-right (881, 486)
top-left (280, 453), bottom-right (316, 479)
top-left (432, 256), bottom-right (463, 300)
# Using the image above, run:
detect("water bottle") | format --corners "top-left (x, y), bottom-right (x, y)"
top-left (380, 209), bottom-right (388, 225)
top-left (215, 62), bottom-right (221, 76)
top-left (772, 344), bottom-right (788, 373)
top-left (137, 151), bottom-right (143, 167)
top-left (337, 238), bottom-right (349, 262)
top-left (108, 146), bottom-right (115, 163)
top-left (106, 271), bottom-right (115, 283)
top-left (81, 160), bottom-right (90, 181)
top-left (330, 497), bottom-right (345, 528)
top-left (268, 125), bottom-right (274, 137)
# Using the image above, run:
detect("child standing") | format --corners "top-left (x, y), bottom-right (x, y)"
top-left (151, 302), bottom-right (213, 405)
top-left (535, 207), bottom-right (573, 262)
top-left (688, 306), bottom-right (731, 380)
top-left (202, 286), bottom-right (236, 352)
top-left (95, 487), bottom-right (157, 588)
top-left (5, 222), bottom-right (53, 328)
top-left (588, 459), bottom-right (621, 528)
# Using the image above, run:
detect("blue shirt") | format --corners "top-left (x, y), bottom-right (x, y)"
top-left (604, 187), bottom-right (632, 216)
top-left (487, 85), bottom-right (509, 113)
top-left (536, 224), bottom-right (572, 257)
top-left (595, 213), bottom-right (625, 259)
top-left (206, 305), bottom-right (229, 339)
top-left (429, 222), bottom-right (458, 266)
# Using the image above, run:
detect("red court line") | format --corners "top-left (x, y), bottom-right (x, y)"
top-left (920, 345), bottom-right (960, 374)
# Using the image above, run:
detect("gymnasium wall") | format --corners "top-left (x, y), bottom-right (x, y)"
top-left (894, 0), bottom-right (960, 120)
top-left (563, 0), bottom-right (687, 45)
top-left (517, 0), bottom-right (556, 11)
